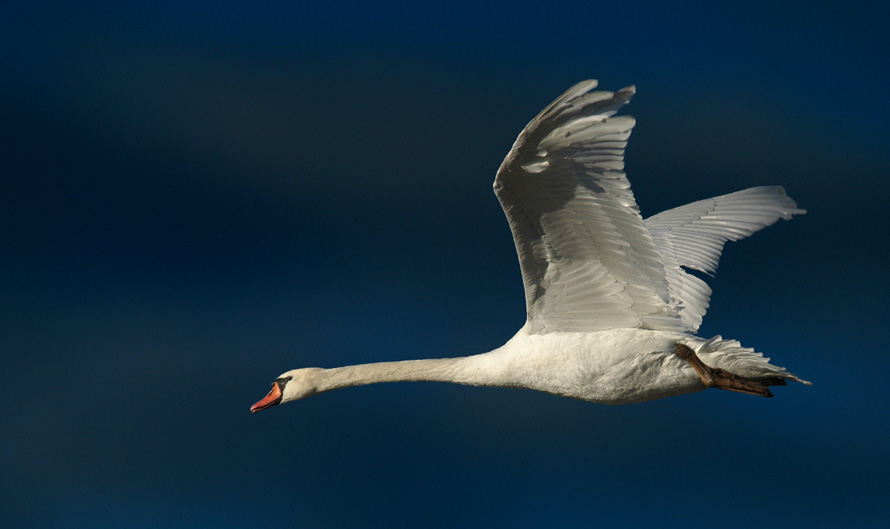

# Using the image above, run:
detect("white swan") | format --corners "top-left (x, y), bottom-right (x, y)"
top-left (251, 79), bottom-right (809, 413)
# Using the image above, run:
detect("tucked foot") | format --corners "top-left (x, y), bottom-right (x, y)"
top-left (673, 343), bottom-right (786, 398)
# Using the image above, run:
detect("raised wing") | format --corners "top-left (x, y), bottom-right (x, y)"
top-left (494, 80), bottom-right (682, 334)
top-left (645, 186), bottom-right (805, 331)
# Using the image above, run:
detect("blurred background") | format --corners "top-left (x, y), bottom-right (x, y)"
top-left (2, 1), bottom-right (888, 528)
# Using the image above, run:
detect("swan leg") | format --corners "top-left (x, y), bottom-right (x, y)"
top-left (673, 344), bottom-right (786, 398)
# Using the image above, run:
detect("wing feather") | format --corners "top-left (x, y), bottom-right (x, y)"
top-left (494, 81), bottom-right (681, 334)
top-left (645, 186), bottom-right (805, 331)
top-left (494, 81), bottom-right (805, 335)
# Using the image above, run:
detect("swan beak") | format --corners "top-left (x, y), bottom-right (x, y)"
top-left (250, 382), bottom-right (283, 413)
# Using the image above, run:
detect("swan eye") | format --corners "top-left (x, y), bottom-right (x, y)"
top-left (274, 376), bottom-right (293, 389)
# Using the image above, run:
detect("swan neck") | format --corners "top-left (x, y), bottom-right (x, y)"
top-left (316, 355), bottom-right (502, 393)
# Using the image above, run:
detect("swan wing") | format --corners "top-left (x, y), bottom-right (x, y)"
top-left (494, 81), bottom-right (681, 334)
top-left (645, 186), bottom-right (805, 331)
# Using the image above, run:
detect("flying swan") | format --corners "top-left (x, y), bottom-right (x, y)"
top-left (252, 79), bottom-right (809, 412)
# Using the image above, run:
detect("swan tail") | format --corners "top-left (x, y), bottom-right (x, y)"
top-left (697, 335), bottom-right (812, 386)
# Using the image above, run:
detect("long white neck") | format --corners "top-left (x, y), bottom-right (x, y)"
top-left (315, 353), bottom-right (509, 394)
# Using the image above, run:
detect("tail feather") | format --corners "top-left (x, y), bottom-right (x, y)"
top-left (698, 335), bottom-right (812, 385)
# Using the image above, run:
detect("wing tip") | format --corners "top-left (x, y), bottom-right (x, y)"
top-left (771, 186), bottom-right (807, 218)
top-left (565, 80), bottom-right (635, 104)
top-left (562, 79), bottom-right (600, 100)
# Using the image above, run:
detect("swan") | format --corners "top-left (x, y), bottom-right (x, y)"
top-left (251, 79), bottom-right (809, 413)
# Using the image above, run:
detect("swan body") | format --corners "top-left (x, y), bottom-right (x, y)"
top-left (252, 79), bottom-right (809, 413)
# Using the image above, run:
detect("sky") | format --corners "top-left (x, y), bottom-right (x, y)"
top-left (2, 1), bottom-right (889, 528)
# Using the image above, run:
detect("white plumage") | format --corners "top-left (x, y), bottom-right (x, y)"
top-left (251, 79), bottom-right (809, 413)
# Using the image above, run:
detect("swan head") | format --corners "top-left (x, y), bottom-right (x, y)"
top-left (250, 368), bottom-right (322, 413)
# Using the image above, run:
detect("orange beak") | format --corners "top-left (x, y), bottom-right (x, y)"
top-left (250, 382), bottom-right (283, 413)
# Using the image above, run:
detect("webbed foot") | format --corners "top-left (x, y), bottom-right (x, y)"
top-left (673, 343), bottom-right (786, 398)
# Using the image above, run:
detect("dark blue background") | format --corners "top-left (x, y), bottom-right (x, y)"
top-left (3, 1), bottom-right (888, 527)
